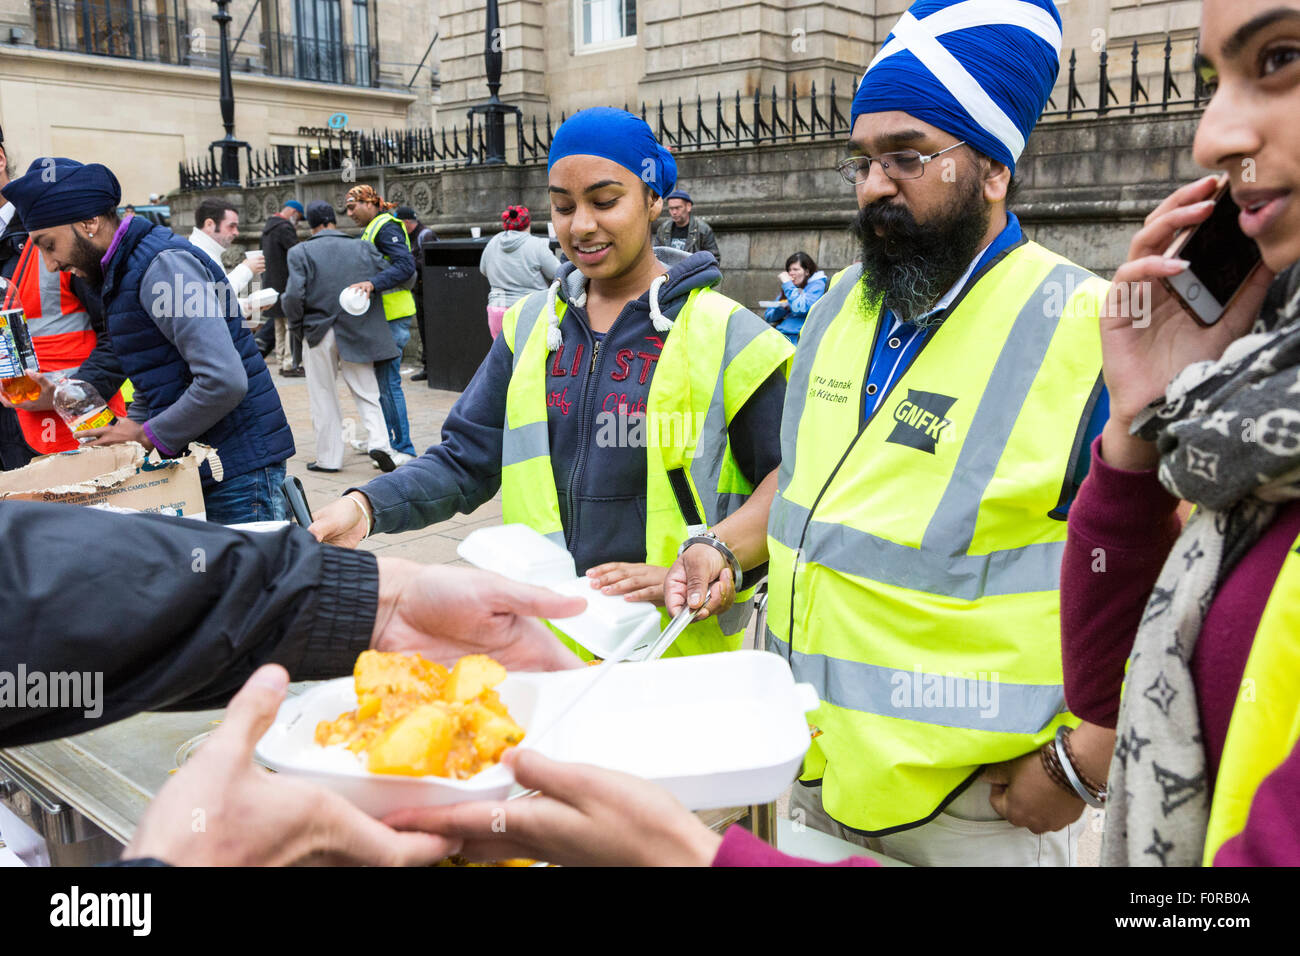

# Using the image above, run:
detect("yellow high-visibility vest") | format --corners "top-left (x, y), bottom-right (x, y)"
top-left (767, 240), bottom-right (1107, 834)
top-left (361, 212), bottom-right (417, 321)
top-left (1202, 527), bottom-right (1300, 864)
top-left (500, 283), bottom-right (793, 658)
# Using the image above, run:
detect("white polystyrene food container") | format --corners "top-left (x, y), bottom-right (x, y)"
top-left (457, 524), bottom-right (661, 659)
top-left (255, 651), bottom-right (820, 817)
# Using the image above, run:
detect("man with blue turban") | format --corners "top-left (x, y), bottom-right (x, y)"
top-left (1, 158), bottom-right (296, 523)
top-left (669, 0), bottom-right (1115, 866)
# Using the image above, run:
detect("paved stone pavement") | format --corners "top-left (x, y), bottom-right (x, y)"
top-left (270, 366), bottom-right (1102, 866)
top-left (275, 363), bottom-right (501, 567)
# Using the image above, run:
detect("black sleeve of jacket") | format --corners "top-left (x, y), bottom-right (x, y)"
top-left (0, 502), bottom-right (378, 747)
top-left (727, 369), bottom-right (785, 487)
top-left (68, 275), bottom-right (126, 401)
top-left (724, 369), bottom-right (785, 580)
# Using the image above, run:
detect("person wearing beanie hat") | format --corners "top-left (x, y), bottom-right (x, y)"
top-left (2, 157), bottom-right (295, 524)
top-left (258, 198), bottom-right (305, 374)
top-left (478, 204), bottom-right (559, 338)
top-left (654, 188), bottom-right (720, 264)
top-left (665, 0), bottom-right (1115, 867)
top-left (310, 106), bottom-right (793, 663)
top-left (343, 183), bottom-right (417, 466)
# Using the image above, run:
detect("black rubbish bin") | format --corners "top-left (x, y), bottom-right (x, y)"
top-left (422, 238), bottom-right (493, 391)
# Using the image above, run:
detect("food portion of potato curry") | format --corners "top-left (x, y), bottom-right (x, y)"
top-left (316, 651), bottom-right (526, 778)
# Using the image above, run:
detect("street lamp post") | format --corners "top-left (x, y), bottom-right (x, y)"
top-left (210, 0), bottom-right (250, 186)
top-left (468, 0), bottom-right (519, 165)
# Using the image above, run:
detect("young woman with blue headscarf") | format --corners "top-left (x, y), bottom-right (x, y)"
top-left (311, 108), bottom-right (793, 658)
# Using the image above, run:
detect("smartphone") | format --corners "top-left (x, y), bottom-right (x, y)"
top-left (281, 474), bottom-right (314, 528)
top-left (1162, 177), bottom-right (1263, 326)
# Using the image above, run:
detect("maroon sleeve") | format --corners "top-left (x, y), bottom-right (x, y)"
top-left (1213, 741), bottom-right (1300, 866)
top-left (710, 825), bottom-right (879, 867)
top-left (1060, 437), bottom-right (1183, 728)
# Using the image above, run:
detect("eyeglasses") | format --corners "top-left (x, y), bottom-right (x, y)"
top-left (835, 141), bottom-right (967, 185)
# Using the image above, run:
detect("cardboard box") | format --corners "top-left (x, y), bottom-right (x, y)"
top-left (0, 442), bottom-right (218, 520)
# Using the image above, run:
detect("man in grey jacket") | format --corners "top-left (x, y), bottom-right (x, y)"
top-left (281, 200), bottom-right (401, 473)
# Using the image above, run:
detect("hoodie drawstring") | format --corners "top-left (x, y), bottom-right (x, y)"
top-left (544, 274), bottom-right (671, 353)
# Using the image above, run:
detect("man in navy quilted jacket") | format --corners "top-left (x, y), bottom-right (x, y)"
top-left (2, 158), bottom-right (295, 524)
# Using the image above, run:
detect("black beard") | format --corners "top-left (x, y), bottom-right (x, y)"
top-left (70, 230), bottom-right (104, 285)
top-left (851, 176), bottom-right (991, 327)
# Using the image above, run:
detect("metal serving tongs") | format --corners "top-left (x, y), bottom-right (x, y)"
top-left (507, 603), bottom-right (700, 800)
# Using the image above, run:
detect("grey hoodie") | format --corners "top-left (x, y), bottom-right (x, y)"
top-left (479, 230), bottom-right (560, 308)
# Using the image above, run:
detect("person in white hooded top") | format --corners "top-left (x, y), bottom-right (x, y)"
top-left (478, 204), bottom-right (559, 338)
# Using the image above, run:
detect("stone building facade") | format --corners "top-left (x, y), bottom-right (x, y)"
top-left (436, 0), bottom-right (1205, 129)
top-left (0, 0), bottom-right (439, 202)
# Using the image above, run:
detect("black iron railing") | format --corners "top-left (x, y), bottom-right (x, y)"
top-left (1043, 34), bottom-right (1205, 119)
top-left (32, 0), bottom-right (188, 64)
top-left (179, 33), bottom-right (1204, 192)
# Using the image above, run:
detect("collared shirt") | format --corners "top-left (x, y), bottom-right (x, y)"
top-left (862, 213), bottom-right (1025, 420)
top-left (859, 212), bottom-right (1107, 512)
top-left (0, 202), bottom-right (14, 233)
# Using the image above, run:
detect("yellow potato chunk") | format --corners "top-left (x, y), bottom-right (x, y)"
top-left (354, 648), bottom-right (449, 699)
top-left (366, 703), bottom-right (456, 777)
top-left (462, 702), bottom-right (526, 762)
top-left (316, 651), bottom-right (524, 779)
top-left (444, 655), bottom-right (507, 703)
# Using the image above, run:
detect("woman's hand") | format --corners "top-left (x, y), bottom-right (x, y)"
top-left (308, 492), bottom-right (372, 548)
top-left (778, 271), bottom-right (792, 284)
top-left (385, 748), bottom-right (723, 867)
top-left (585, 562), bottom-right (668, 605)
top-left (1100, 174), bottom-right (1275, 469)
top-left (664, 544), bottom-right (734, 621)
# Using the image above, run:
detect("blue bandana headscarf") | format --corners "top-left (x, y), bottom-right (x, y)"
top-left (1, 157), bottom-right (122, 230)
top-left (851, 0), bottom-right (1062, 174)
top-left (548, 107), bottom-right (677, 198)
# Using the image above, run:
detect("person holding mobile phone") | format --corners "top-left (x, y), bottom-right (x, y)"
top-left (1061, 0), bottom-right (1300, 866)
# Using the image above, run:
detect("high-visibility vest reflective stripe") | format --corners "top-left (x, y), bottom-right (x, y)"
top-left (9, 242), bottom-right (127, 454)
top-left (361, 212), bottom-right (417, 321)
top-left (501, 284), bottom-right (793, 657)
top-left (1202, 527), bottom-right (1300, 865)
top-left (766, 241), bottom-right (1107, 834)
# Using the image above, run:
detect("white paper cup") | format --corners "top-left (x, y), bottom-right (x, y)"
top-left (245, 251), bottom-right (265, 265)
top-left (470, 227), bottom-right (481, 238)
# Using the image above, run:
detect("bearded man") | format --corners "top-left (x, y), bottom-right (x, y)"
top-left (2, 158), bottom-right (294, 524)
top-left (666, 0), bottom-right (1117, 866)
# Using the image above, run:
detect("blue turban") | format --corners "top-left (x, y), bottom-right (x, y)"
top-left (851, 0), bottom-right (1062, 174)
top-left (548, 108), bottom-right (677, 198)
top-left (1, 157), bottom-right (121, 230)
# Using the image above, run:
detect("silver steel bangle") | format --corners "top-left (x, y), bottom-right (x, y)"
top-left (1055, 726), bottom-right (1106, 808)
top-left (677, 532), bottom-right (743, 592)
top-left (346, 494), bottom-right (372, 540)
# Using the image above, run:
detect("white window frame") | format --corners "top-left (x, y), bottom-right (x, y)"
top-left (574, 0), bottom-right (637, 55)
